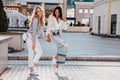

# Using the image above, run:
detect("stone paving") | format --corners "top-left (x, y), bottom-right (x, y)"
top-left (3, 33), bottom-right (120, 80)
top-left (0, 60), bottom-right (120, 80)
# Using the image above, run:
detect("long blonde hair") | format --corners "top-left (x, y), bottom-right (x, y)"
top-left (29, 6), bottom-right (45, 27)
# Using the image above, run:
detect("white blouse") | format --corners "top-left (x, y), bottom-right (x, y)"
top-left (46, 14), bottom-right (68, 35)
top-left (28, 18), bottom-right (44, 43)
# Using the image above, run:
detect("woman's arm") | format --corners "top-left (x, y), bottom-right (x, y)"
top-left (46, 15), bottom-right (53, 42)
top-left (32, 18), bottom-right (38, 49)
top-left (61, 17), bottom-right (68, 30)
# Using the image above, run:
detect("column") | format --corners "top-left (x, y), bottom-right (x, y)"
top-left (18, 16), bottom-right (21, 27)
top-left (41, 3), bottom-right (45, 16)
top-left (107, 1), bottom-right (111, 34)
top-left (61, 0), bottom-right (67, 17)
top-left (102, 15), bottom-right (105, 33)
top-left (9, 16), bottom-right (12, 27)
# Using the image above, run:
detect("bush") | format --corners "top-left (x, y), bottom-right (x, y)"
top-left (24, 19), bottom-right (29, 27)
top-left (0, 0), bottom-right (8, 32)
top-left (70, 22), bottom-right (72, 26)
top-left (73, 21), bottom-right (81, 26)
top-left (77, 21), bottom-right (81, 26)
top-left (81, 24), bottom-right (85, 26)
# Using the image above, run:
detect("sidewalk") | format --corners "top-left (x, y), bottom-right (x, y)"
top-left (5, 33), bottom-right (120, 80)
top-left (0, 60), bottom-right (120, 80)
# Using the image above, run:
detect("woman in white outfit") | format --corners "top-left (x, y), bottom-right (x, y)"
top-left (26, 6), bottom-right (45, 76)
top-left (46, 6), bottom-right (68, 75)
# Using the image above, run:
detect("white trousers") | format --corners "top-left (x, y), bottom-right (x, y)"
top-left (26, 33), bottom-right (43, 67)
top-left (51, 34), bottom-right (68, 64)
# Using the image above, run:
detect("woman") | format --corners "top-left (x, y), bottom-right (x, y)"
top-left (25, 6), bottom-right (45, 76)
top-left (46, 6), bottom-right (68, 75)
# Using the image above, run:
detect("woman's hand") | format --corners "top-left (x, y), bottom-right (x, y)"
top-left (32, 42), bottom-right (36, 50)
top-left (63, 17), bottom-right (66, 22)
top-left (46, 34), bottom-right (51, 42)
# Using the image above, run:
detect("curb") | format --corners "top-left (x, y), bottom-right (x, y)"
top-left (8, 56), bottom-right (120, 61)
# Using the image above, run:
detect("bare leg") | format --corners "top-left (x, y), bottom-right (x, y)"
top-left (55, 55), bottom-right (58, 60)
top-left (29, 67), bottom-right (33, 72)
top-left (56, 64), bottom-right (59, 68)
top-left (55, 55), bottom-right (59, 67)
top-left (29, 62), bottom-right (36, 73)
top-left (54, 55), bottom-right (59, 74)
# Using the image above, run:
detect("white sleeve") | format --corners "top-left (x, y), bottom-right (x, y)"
top-left (61, 20), bottom-right (69, 30)
top-left (46, 15), bottom-right (52, 35)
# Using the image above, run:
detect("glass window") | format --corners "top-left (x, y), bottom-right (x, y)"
top-left (82, 18), bottom-right (90, 26)
top-left (79, 9), bottom-right (83, 13)
top-left (84, 9), bottom-right (88, 13)
top-left (90, 9), bottom-right (94, 13)
top-left (67, 8), bottom-right (75, 17)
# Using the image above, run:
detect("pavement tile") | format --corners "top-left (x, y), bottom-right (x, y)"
top-left (0, 60), bottom-right (120, 80)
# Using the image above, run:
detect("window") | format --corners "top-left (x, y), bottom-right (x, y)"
top-left (67, 8), bottom-right (75, 17)
top-left (90, 9), bottom-right (94, 13)
top-left (84, 9), bottom-right (88, 13)
top-left (82, 18), bottom-right (90, 26)
top-left (79, 9), bottom-right (83, 13)
top-left (111, 14), bottom-right (117, 34)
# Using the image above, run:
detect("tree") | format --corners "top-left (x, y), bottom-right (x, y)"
top-left (0, 0), bottom-right (8, 32)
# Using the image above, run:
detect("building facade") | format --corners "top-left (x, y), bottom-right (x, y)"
top-left (3, 0), bottom-right (67, 27)
top-left (75, 2), bottom-right (93, 27)
top-left (93, 0), bottom-right (120, 35)
top-left (3, 0), bottom-right (66, 17)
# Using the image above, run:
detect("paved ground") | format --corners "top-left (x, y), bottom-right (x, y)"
top-left (8, 33), bottom-right (120, 57)
top-left (1, 60), bottom-right (120, 80)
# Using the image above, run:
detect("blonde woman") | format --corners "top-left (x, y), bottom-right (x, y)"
top-left (26, 6), bottom-right (45, 76)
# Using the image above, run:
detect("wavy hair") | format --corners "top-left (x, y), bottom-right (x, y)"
top-left (53, 6), bottom-right (63, 20)
top-left (29, 6), bottom-right (45, 27)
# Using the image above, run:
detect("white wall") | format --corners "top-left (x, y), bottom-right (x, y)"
top-left (111, 0), bottom-right (120, 35)
top-left (94, 0), bottom-right (102, 3)
top-left (93, 0), bottom-right (120, 35)
top-left (93, 2), bottom-right (109, 34)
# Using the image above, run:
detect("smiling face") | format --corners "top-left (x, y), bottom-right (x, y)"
top-left (36, 7), bottom-right (43, 18)
top-left (53, 6), bottom-right (63, 20)
top-left (55, 9), bottom-right (60, 18)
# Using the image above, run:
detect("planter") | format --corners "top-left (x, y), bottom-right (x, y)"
top-left (0, 32), bottom-right (23, 51)
top-left (67, 26), bottom-right (90, 32)
top-left (0, 36), bottom-right (12, 75)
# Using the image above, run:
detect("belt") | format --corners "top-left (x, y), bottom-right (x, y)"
top-left (52, 30), bottom-right (60, 36)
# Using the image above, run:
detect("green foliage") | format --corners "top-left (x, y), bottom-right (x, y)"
top-left (0, 0), bottom-right (8, 32)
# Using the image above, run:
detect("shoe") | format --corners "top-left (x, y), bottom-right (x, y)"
top-left (55, 71), bottom-right (58, 75)
top-left (52, 56), bottom-right (57, 65)
top-left (54, 68), bottom-right (58, 75)
top-left (29, 69), bottom-right (39, 76)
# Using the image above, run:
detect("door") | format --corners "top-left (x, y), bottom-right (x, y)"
top-left (111, 14), bottom-right (117, 35)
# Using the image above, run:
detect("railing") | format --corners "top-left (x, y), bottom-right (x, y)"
top-left (7, 27), bottom-right (29, 32)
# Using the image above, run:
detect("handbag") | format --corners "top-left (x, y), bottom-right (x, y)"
top-left (22, 32), bottom-right (28, 41)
